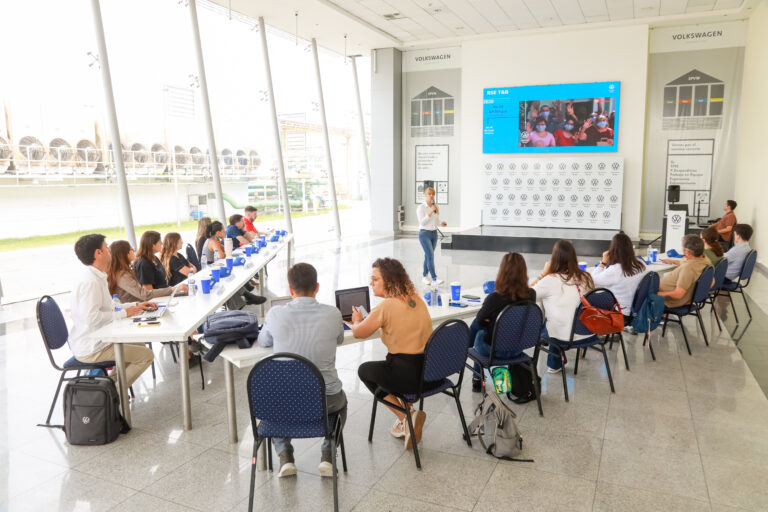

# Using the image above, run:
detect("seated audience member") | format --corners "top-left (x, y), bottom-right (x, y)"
top-left (658, 234), bottom-right (710, 308)
top-left (160, 232), bottom-right (196, 287)
top-left (352, 258), bottom-right (438, 450)
top-left (243, 206), bottom-right (262, 238)
top-left (580, 114), bottom-right (614, 146)
top-left (69, 234), bottom-right (155, 387)
top-left (592, 233), bottom-right (648, 319)
top-left (135, 231), bottom-right (168, 291)
top-left (710, 200), bottom-right (737, 244)
top-left (530, 240), bottom-right (594, 373)
top-left (225, 214), bottom-right (251, 249)
top-left (469, 252), bottom-right (536, 392)
top-left (202, 221), bottom-right (226, 264)
top-left (700, 227), bottom-right (725, 266)
top-left (257, 263), bottom-right (346, 478)
top-left (195, 216), bottom-right (212, 261)
top-left (528, 117), bottom-right (556, 147)
top-left (108, 240), bottom-right (186, 302)
top-left (724, 223), bottom-right (753, 282)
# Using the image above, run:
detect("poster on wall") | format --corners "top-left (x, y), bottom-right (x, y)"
top-left (415, 145), bottom-right (449, 204)
top-left (641, 21), bottom-right (745, 233)
top-left (481, 156), bottom-right (624, 230)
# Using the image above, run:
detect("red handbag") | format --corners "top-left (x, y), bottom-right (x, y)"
top-left (578, 289), bottom-right (624, 335)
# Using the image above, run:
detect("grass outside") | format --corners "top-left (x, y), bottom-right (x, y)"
top-left (0, 207), bottom-right (347, 252)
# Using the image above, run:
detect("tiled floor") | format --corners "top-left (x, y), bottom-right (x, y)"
top-left (1, 236), bottom-right (766, 511)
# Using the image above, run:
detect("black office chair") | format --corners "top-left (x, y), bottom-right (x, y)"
top-left (186, 243), bottom-right (201, 271)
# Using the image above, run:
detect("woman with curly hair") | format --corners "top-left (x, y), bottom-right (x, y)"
top-left (351, 257), bottom-right (439, 450)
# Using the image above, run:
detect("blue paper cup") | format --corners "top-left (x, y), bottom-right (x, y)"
top-left (259, 240), bottom-right (266, 248)
top-left (450, 282), bottom-right (461, 301)
top-left (245, 245), bottom-right (253, 257)
top-left (200, 278), bottom-right (212, 294)
top-left (226, 257), bottom-right (234, 270)
top-left (651, 249), bottom-right (658, 262)
top-left (483, 280), bottom-right (495, 294)
top-left (260, 235), bottom-right (266, 242)
top-left (578, 261), bottom-right (587, 271)
top-left (210, 268), bottom-right (220, 282)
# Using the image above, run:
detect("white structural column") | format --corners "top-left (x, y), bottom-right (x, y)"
top-left (311, 38), bottom-right (341, 240)
top-left (89, 0), bottom-right (136, 247)
top-left (258, 17), bottom-right (293, 233)
top-left (350, 55), bottom-right (372, 200)
top-left (188, 0), bottom-right (227, 224)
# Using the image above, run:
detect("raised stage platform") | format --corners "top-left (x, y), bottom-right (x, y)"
top-left (442, 226), bottom-right (618, 256)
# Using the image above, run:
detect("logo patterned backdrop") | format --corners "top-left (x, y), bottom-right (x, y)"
top-left (482, 157), bottom-right (624, 229)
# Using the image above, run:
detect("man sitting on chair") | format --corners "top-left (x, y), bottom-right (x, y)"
top-left (658, 234), bottom-right (710, 308)
top-left (257, 262), bottom-right (346, 478)
top-left (723, 223), bottom-right (753, 283)
top-left (69, 234), bottom-right (155, 388)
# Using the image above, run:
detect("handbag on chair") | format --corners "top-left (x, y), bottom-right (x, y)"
top-left (578, 289), bottom-right (624, 335)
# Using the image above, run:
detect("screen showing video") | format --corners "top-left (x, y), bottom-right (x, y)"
top-left (483, 81), bottom-right (620, 154)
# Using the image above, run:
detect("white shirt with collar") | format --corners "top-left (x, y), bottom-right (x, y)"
top-left (417, 202), bottom-right (441, 231)
top-left (68, 265), bottom-right (128, 358)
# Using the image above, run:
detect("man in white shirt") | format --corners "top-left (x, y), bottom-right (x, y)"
top-left (69, 234), bottom-right (155, 387)
top-left (723, 224), bottom-right (753, 281)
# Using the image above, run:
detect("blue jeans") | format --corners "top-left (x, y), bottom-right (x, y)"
top-left (541, 325), bottom-right (568, 370)
top-left (418, 229), bottom-right (438, 280)
top-left (469, 319), bottom-right (520, 381)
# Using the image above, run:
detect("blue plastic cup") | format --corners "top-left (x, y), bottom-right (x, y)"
top-left (483, 280), bottom-right (495, 294)
top-left (225, 257), bottom-right (234, 271)
top-left (260, 235), bottom-right (266, 242)
top-left (450, 282), bottom-right (461, 301)
top-left (651, 249), bottom-right (658, 262)
top-left (200, 278), bottom-right (212, 294)
top-left (578, 261), bottom-right (587, 271)
top-left (245, 245), bottom-right (253, 257)
top-left (210, 268), bottom-right (220, 282)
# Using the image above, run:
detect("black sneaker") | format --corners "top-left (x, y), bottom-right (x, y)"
top-left (243, 291), bottom-right (267, 305)
top-left (472, 379), bottom-right (482, 392)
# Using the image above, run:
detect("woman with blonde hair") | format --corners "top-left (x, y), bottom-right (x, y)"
top-left (195, 216), bottom-right (212, 260)
top-left (416, 186), bottom-right (447, 285)
top-left (108, 240), bottom-right (186, 302)
top-left (160, 232), bottom-right (196, 287)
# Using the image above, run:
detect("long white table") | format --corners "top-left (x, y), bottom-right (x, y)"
top-left (91, 233), bottom-right (293, 429)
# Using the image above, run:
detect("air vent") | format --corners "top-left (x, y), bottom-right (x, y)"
top-left (383, 12), bottom-right (404, 20)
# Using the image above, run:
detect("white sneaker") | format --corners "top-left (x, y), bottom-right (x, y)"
top-left (433, 278), bottom-right (444, 285)
top-left (422, 276), bottom-right (431, 285)
top-left (547, 366), bottom-right (563, 374)
top-left (318, 461), bottom-right (334, 477)
top-left (278, 462), bottom-right (297, 477)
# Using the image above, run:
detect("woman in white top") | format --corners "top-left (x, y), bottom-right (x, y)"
top-left (531, 240), bottom-right (594, 372)
top-left (416, 187), bottom-right (447, 285)
top-left (592, 233), bottom-right (648, 318)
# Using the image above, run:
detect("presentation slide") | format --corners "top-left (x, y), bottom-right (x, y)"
top-left (483, 81), bottom-right (620, 154)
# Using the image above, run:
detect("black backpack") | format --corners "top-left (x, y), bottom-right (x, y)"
top-left (63, 376), bottom-right (129, 445)
top-left (507, 363), bottom-right (540, 404)
top-left (202, 310), bottom-right (260, 362)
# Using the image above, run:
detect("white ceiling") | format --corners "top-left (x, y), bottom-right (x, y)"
top-left (210, 0), bottom-right (761, 53)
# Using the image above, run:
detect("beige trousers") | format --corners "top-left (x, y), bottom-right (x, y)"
top-left (78, 343), bottom-right (154, 388)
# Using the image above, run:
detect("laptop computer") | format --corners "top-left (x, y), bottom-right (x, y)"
top-left (139, 286), bottom-right (180, 321)
top-left (268, 296), bottom-right (292, 310)
top-left (334, 286), bottom-right (370, 322)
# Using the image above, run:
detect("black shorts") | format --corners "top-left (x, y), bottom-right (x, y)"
top-left (358, 353), bottom-right (442, 397)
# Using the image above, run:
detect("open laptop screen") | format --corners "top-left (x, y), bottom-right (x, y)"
top-left (334, 287), bottom-right (370, 322)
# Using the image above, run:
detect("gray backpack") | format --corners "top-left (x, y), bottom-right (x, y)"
top-left (467, 391), bottom-right (533, 462)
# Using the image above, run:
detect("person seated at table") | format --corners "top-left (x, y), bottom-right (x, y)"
top-left (107, 240), bottom-right (186, 302)
top-left (226, 214), bottom-right (251, 249)
top-left (592, 232), bottom-right (648, 319)
top-left (709, 200), bottom-right (737, 245)
top-left (658, 234), bottom-right (710, 308)
top-left (700, 227), bottom-right (725, 266)
top-left (135, 230), bottom-right (168, 291)
top-left (469, 252), bottom-right (536, 392)
top-left (202, 221), bottom-right (226, 264)
top-left (351, 257), bottom-right (439, 450)
top-left (257, 262), bottom-right (346, 478)
top-left (160, 232), bottom-right (197, 287)
top-left (243, 206), bottom-right (263, 238)
top-left (724, 223), bottom-right (753, 282)
top-left (195, 216), bottom-right (212, 261)
top-left (530, 240), bottom-right (594, 373)
top-left (70, 234), bottom-right (155, 387)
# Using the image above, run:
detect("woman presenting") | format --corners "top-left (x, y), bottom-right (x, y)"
top-left (416, 187), bottom-right (446, 285)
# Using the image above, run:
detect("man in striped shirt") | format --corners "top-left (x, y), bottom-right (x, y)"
top-left (257, 262), bottom-right (346, 478)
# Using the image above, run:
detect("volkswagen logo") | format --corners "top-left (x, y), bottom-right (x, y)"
top-left (515, 178), bottom-right (523, 185)
top-left (534, 162), bottom-right (541, 170)
top-left (578, 178), bottom-right (586, 186)
top-left (570, 194), bottom-right (578, 202)
top-left (672, 214), bottom-right (682, 224)
top-left (610, 195), bottom-right (618, 202)
top-left (526, 209), bottom-right (534, 216)
top-left (496, 193), bottom-right (504, 200)
top-left (552, 179), bottom-right (559, 186)
top-left (510, 163), bottom-right (517, 170)
top-left (564, 210), bottom-right (572, 217)
top-left (508, 193), bottom-right (515, 200)
top-left (565, 178), bottom-right (573, 186)
top-left (585, 162), bottom-right (593, 170)
top-left (514, 209), bottom-right (522, 216)
top-left (545, 194), bottom-right (553, 201)
top-left (503, 178), bottom-right (510, 185)
top-left (521, 163), bottom-right (529, 170)
top-left (597, 195), bottom-right (604, 202)
top-left (612, 162), bottom-right (620, 170)
top-left (584, 195), bottom-right (591, 202)
top-left (485, 163), bottom-right (492, 170)
top-left (598, 162), bottom-right (606, 170)
top-left (527, 178), bottom-right (535, 186)
top-left (521, 194), bottom-right (528, 201)
top-left (571, 162), bottom-right (580, 170)
top-left (558, 194), bottom-right (565, 201)
top-left (546, 162), bottom-right (554, 170)
top-left (484, 193), bottom-right (491, 200)
top-left (591, 178), bottom-right (599, 186)
top-left (605, 178), bottom-right (613, 186)
top-left (497, 163), bottom-right (504, 170)
top-left (603, 210), bottom-right (611, 218)
top-left (538, 209), bottom-right (546, 216)
top-left (551, 210), bottom-right (558, 217)
top-left (491, 178), bottom-right (498, 185)
top-left (502, 208), bottom-right (510, 215)
top-left (539, 178), bottom-right (547, 185)
top-left (590, 211), bottom-right (598, 218)
top-left (82, 416), bottom-right (91, 424)
top-left (491, 208), bottom-right (498, 215)
top-left (559, 162), bottom-right (567, 170)
top-left (577, 210), bottom-right (585, 217)
top-left (533, 194), bottom-right (540, 201)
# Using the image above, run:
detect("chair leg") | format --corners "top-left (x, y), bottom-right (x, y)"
top-left (129, 386), bottom-right (135, 398)
top-left (198, 354), bottom-right (205, 390)
top-left (574, 348), bottom-right (580, 375)
top-left (339, 431), bottom-right (348, 472)
top-left (619, 333), bottom-right (630, 371)
top-left (45, 373), bottom-right (67, 425)
top-left (710, 299), bottom-right (722, 332)
top-left (419, 398), bottom-right (424, 411)
top-left (453, 389), bottom-right (472, 447)
top-left (609, 334), bottom-right (614, 351)
top-left (741, 291), bottom-right (752, 319)
top-left (404, 407), bottom-right (422, 469)
top-left (267, 438), bottom-right (273, 471)
top-left (560, 349), bottom-right (569, 402)
top-left (645, 332), bottom-right (656, 361)
top-left (678, 317), bottom-right (692, 355)
top-left (331, 437), bottom-right (339, 512)
top-left (695, 309), bottom-right (709, 347)
top-left (661, 313), bottom-right (669, 337)
top-left (532, 347), bottom-right (543, 417)
top-left (147, 342), bottom-right (156, 380)
top-left (248, 438), bottom-right (263, 512)
top-left (367, 397), bottom-right (377, 442)
top-left (170, 342), bottom-right (178, 363)
top-left (600, 343), bottom-right (615, 393)
top-left (728, 293), bottom-right (739, 324)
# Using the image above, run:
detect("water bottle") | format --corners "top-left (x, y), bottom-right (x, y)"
top-left (111, 294), bottom-right (121, 322)
top-left (201, 258), bottom-right (208, 273)
top-left (430, 278), bottom-right (439, 307)
top-left (188, 269), bottom-right (196, 296)
top-left (646, 246), bottom-right (653, 263)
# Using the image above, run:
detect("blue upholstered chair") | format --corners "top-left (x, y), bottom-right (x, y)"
top-left (367, 319), bottom-right (471, 470)
top-left (466, 301), bottom-right (544, 416)
top-left (705, 259), bottom-right (729, 331)
top-left (720, 250), bottom-right (757, 322)
top-left (246, 353), bottom-right (347, 512)
top-left (661, 265), bottom-right (715, 355)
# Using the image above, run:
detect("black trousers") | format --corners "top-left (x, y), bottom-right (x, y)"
top-left (358, 353), bottom-right (441, 398)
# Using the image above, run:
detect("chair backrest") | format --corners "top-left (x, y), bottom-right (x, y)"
top-left (711, 259), bottom-right (729, 292)
top-left (246, 353), bottom-right (327, 438)
top-left (422, 319), bottom-right (470, 384)
top-left (739, 250), bottom-right (758, 285)
top-left (570, 288), bottom-right (619, 338)
top-left (36, 295), bottom-right (69, 371)
top-left (186, 243), bottom-right (201, 271)
top-left (692, 265), bottom-right (715, 304)
top-left (490, 301), bottom-right (543, 361)
top-left (631, 271), bottom-right (659, 314)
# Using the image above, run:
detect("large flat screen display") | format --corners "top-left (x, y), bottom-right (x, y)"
top-left (483, 81), bottom-right (620, 154)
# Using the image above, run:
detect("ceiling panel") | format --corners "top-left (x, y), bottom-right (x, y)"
top-left (660, 0), bottom-right (688, 15)
top-left (495, 0), bottom-right (540, 29)
top-left (550, 0), bottom-right (587, 24)
top-left (522, 0), bottom-right (562, 26)
top-left (384, 0), bottom-right (457, 37)
top-left (714, 0), bottom-right (744, 8)
top-left (635, 0), bottom-right (661, 17)
top-left (468, 0), bottom-right (516, 28)
top-left (607, 0), bottom-right (635, 20)
top-left (577, 0), bottom-right (608, 17)
top-left (440, 0), bottom-right (498, 33)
